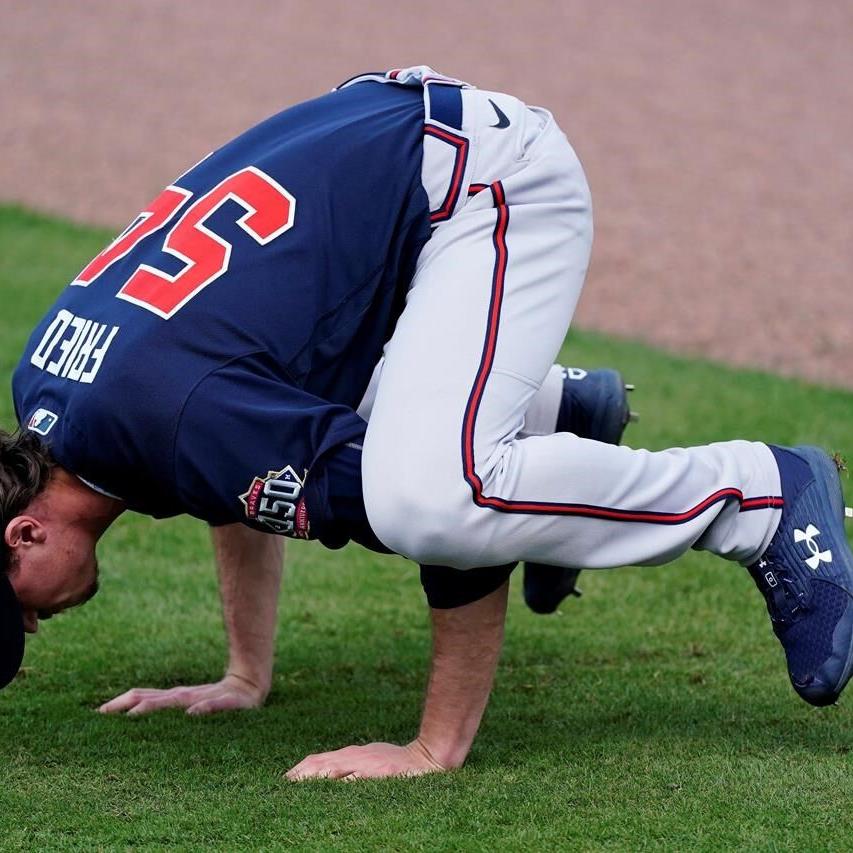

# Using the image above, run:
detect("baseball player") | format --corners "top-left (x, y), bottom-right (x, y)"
top-left (2, 67), bottom-right (851, 781)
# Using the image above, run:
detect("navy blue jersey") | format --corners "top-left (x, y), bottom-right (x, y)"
top-left (12, 80), bottom-right (432, 535)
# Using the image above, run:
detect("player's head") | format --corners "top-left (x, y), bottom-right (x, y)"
top-left (0, 428), bottom-right (101, 688)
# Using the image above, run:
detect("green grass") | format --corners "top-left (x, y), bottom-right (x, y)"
top-left (1, 203), bottom-right (852, 851)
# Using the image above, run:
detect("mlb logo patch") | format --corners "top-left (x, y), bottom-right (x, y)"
top-left (27, 408), bottom-right (59, 436)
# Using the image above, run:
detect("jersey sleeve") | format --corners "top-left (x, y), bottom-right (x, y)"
top-left (173, 359), bottom-right (518, 599)
top-left (173, 357), bottom-right (367, 538)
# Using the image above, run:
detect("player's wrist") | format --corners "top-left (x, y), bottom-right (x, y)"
top-left (410, 732), bottom-right (468, 770)
top-left (224, 667), bottom-right (271, 700)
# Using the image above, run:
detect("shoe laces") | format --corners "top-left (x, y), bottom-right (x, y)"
top-left (762, 559), bottom-right (811, 628)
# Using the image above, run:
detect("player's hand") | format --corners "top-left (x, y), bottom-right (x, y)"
top-left (286, 738), bottom-right (447, 781)
top-left (97, 673), bottom-right (267, 716)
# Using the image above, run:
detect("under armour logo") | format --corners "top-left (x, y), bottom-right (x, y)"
top-left (794, 524), bottom-right (833, 571)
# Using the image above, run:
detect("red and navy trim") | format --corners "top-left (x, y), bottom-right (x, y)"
top-left (425, 126), bottom-right (470, 224)
top-left (741, 496), bottom-right (785, 512)
top-left (460, 181), bottom-right (784, 523)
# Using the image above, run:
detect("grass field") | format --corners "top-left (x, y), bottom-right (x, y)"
top-left (1, 204), bottom-right (852, 851)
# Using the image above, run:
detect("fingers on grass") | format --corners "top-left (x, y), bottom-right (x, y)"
top-left (286, 756), bottom-right (353, 781)
top-left (186, 697), bottom-right (228, 716)
top-left (285, 754), bottom-right (316, 779)
top-left (126, 691), bottom-right (194, 716)
top-left (99, 688), bottom-right (158, 713)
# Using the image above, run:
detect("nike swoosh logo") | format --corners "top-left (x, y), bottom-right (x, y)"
top-left (489, 98), bottom-right (510, 129)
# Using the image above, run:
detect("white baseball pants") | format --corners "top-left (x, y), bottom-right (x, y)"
top-left (360, 78), bottom-right (782, 570)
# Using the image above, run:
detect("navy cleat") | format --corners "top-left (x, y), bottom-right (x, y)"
top-left (523, 367), bottom-right (635, 615)
top-left (747, 446), bottom-right (853, 706)
top-left (553, 367), bottom-right (636, 446)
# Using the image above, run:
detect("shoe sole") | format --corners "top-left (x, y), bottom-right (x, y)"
top-left (587, 368), bottom-right (632, 446)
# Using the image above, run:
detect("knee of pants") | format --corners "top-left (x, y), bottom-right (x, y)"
top-left (362, 452), bottom-right (483, 567)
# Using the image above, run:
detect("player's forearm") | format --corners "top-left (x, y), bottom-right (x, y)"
top-left (415, 580), bottom-right (509, 769)
top-left (211, 523), bottom-right (284, 697)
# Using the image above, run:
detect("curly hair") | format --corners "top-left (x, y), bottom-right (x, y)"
top-left (0, 429), bottom-right (56, 574)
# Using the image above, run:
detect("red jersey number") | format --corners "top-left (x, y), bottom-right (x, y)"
top-left (73, 167), bottom-right (295, 319)
top-left (73, 186), bottom-right (191, 288)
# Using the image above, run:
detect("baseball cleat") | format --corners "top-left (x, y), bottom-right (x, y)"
top-left (555, 367), bottom-right (634, 445)
top-left (523, 367), bottom-right (635, 615)
top-left (747, 446), bottom-right (853, 706)
top-left (523, 565), bottom-right (583, 615)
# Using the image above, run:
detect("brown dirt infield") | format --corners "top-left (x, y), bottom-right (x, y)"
top-left (3, 1), bottom-right (851, 388)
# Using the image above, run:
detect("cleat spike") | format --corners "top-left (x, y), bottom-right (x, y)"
top-left (628, 411), bottom-right (640, 423)
top-left (624, 383), bottom-right (635, 392)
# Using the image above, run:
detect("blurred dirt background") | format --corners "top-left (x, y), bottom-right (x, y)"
top-left (2, 1), bottom-right (851, 388)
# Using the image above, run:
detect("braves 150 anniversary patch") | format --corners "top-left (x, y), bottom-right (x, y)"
top-left (239, 465), bottom-right (310, 538)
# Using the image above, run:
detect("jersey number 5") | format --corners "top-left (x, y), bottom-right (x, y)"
top-left (72, 167), bottom-right (295, 319)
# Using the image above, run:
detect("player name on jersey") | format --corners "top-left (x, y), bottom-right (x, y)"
top-left (30, 309), bottom-right (119, 384)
